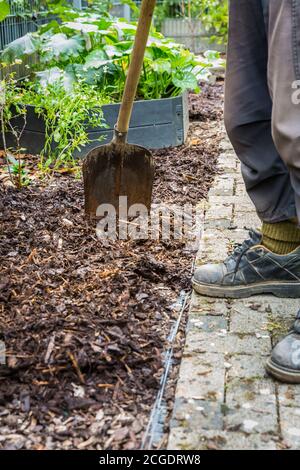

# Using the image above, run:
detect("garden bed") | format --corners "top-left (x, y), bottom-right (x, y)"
top-left (0, 82), bottom-right (224, 450)
top-left (4, 93), bottom-right (189, 157)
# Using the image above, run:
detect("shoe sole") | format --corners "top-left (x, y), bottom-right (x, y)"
top-left (265, 358), bottom-right (300, 383)
top-left (192, 279), bottom-right (300, 299)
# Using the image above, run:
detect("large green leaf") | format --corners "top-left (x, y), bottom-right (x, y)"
top-left (192, 65), bottom-right (212, 82)
top-left (172, 71), bottom-right (198, 92)
top-left (66, 63), bottom-right (101, 86)
top-left (152, 58), bottom-right (172, 74)
top-left (35, 67), bottom-right (75, 91)
top-left (0, 0), bottom-right (9, 22)
top-left (111, 20), bottom-right (137, 40)
top-left (1, 33), bottom-right (39, 62)
top-left (76, 16), bottom-right (112, 30)
top-left (64, 22), bottom-right (99, 34)
top-left (83, 49), bottom-right (109, 69)
top-left (38, 20), bottom-right (60, 37)
top-left (40, 33), bottom-right (85, 62)
top-left (103, 44), bottom-right (125, 59)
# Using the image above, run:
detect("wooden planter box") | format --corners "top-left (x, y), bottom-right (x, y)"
top-left (2, 93), bottom-right (189, 157)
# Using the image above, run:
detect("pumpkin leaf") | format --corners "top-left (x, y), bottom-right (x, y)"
top-left (40, 33), bottom-right (85, 62)
top-left (172, 71), bottom-right (198, 91)
top-left (35, 67), bottom-right (75, 91)
top-left (1, 33), bottom-right (39, 62)
top-left (83, 48), bottom-right (109, 69)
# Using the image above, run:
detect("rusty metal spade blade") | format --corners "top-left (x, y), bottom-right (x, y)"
top-left (83, 132), bottom-right (154, 216)
top-left (83, 0), bottom-right (156, 217)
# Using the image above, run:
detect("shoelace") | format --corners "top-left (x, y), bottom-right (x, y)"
top-left (233, 244), bottom-right (253, 276)
top-left (226, 229), bottom-right (258, 263)
top-left (226, 230), bottom-right (260, 277)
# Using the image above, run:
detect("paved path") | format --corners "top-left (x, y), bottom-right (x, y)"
top-left (168, 134), bottom-right (300, 450)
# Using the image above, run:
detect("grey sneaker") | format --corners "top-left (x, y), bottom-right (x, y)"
top-left (266, 311), bottom-right (300, 383)
top-left (192, 229), bottom-right (300, 298)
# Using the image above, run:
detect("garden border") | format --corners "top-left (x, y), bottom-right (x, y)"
top-left (2, 93), bottom-right (189, 156)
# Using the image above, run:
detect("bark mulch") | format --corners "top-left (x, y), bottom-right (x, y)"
top-left (0, 82), bottom-right (224, 450)
top-left (189, 80), bottom-right (224, 122)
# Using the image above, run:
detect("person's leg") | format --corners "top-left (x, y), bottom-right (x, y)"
top-left (264, 0), bottom-right (300, 382)
top-left (225, 0), bottom-right (296, 223)
top-left (226, 0), bottom-right (300, 255)
top-left (192, 0), bottom-right (300, 299)
top-left (268, 0), bottom-right (300, 221)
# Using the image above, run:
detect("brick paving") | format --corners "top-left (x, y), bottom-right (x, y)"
top-left (168, 134), bottom-right (300, 450)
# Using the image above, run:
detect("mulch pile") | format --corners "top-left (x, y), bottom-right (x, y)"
top-left (189, 80), bottom-right (224, 122)
top-left (0, 82), bottom-right (224, 450)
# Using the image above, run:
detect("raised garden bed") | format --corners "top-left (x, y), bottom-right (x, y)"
top-left (3, 93), bottom-right (189, 157)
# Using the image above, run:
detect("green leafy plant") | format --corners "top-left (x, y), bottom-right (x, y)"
top-left (1, 9), bottom-right (217, 99)
top-left (7, 153), bottom-right (30, 187)
top-left (153, 0), bottom-right (228, 43)
top-left (0, 73), bottom-right (29, 188)
top-left (0, 0), bottom-right (10, 22)
top-left (23, 79), bottom-right (109, 171)
top-left (199, 0), bottom-right (228, 44)
top-left (0, 8), bottom-right (223, 171)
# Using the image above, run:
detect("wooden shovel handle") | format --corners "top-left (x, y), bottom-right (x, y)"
top-left (116, 0), bottom-right (156, 134)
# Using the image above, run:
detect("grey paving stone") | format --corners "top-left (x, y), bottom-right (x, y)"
top-left (195, 235), bottom-right (230, 264)
top-left (233, 211), bottom-right (261, 230)
top-left (277, 384), bottom-right (300, 408)
top-left (224, 408), bottom-right (277, 435)
top-left (224, 335), bottom-right (271, 356)
top-left (184, 332), bottom-right (226, 356)
top-left (209, 195), bottom-right (252, 205)
top-left (185, 330), bottom-right (270, 357)
top-left (168, 143), bottom-right (300, 450)
top-left (226, 378), bottom-right (276, 410)
top-left (168, 427), bottom-right (202, 450)
top-left (209, 175), bottom-right (235, 197)
top-left (280, 406), bottom-right (300, 448)
top-left (235, 182), bottom-right (249, 198)
top-left (226, 354), bottom-right (268, 380)
top-left (171, 398), bottom-right (224, 432)
top-left (175, 353), bottom-right (225, 402)
top-left (168, 428), bottom-right (279, 450)
top-left (218, 151), bottom-right (238, 163)
top-left (205, 203), bottom-right (233, 222)
top-left (189, 295), bottom-right (230, 316)
top-left (230, 302), bottom-right (270, 335)
top-left (261, 297), bottom-right (298, 321)
top-left (204, 220), bottom-right (233, 230)
top-left (219, 432), bottom-right (279, 450)
top-left (219, 139), bottom-right (233, 151)
top-left (188, 315), bottom-right (228, 333)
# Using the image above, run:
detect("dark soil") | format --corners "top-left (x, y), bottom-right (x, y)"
top-left (189, 80), bottom-right (224, 122)
top-left (0, 83), bottom-right (224, 450)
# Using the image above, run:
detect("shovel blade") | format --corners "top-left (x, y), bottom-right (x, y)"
top-left (83, 141), bottom-right (154, 217)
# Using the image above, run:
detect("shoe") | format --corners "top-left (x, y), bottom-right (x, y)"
top-left (192, 229), bottom-right (300, 299)
top-left (266, 311), bottom-right (300, 383)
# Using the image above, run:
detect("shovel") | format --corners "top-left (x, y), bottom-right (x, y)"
top-left (83, 0), bottom-right (156, 217)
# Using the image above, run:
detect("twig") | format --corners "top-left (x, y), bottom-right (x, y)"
top-left (0, 80), bottom-right (12, 181)
top-left (44, 333), bottom-right (56, 364)
top-left (67, 350), bottom-right (85, 384)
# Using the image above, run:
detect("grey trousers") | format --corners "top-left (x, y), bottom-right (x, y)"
top-left (225, 0), bottom-right (300, 223)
